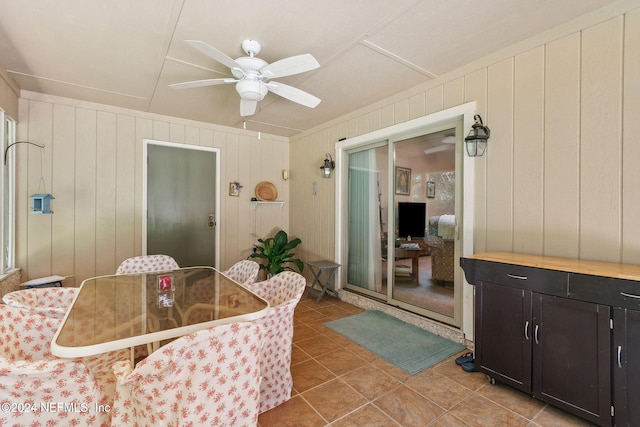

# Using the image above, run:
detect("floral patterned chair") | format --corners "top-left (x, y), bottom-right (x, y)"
top-left (223, 259), bottom-right (260, 285)
top-left (0, 305), bottom-right (128, 426)
top-left (115, 254), bottom-right (179, 275)
top-left (181, 260), bottom-right (260, 326)
top-left (116, 254), bottom-right (182, 356)
top-left (3, 286), bottom-right (79, 319)
top-left (0, 304), bottom-right (62, 361)
top-left (110, 322), bottom-right (264, 427)
top-left (244, 271), bottom-right (307, 413)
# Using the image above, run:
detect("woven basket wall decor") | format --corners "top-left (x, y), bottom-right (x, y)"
top-left (255, 181), bottom-right (278, 201)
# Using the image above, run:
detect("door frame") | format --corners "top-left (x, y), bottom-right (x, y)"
top-left (335, 102), bottom-right (477, 340)
top-left (142, 139), bottom-right (221, 268)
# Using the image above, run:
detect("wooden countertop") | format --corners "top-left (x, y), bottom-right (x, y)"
top-left (468, 251), bottom-right (640, 282)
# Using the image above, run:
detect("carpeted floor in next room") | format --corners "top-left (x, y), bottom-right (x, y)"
top-left (257, 294), bottom-right (598, 427)
top-left (381, 255), bottom-right (455, 317)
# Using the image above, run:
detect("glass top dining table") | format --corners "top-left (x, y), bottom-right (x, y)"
top-left (51, 266), bottom-right (269, 358)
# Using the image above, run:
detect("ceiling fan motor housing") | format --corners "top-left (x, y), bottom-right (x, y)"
top-left (232, 57), bottom-right (268, 79)
top-left (234, 56), bottom-right (269, 101)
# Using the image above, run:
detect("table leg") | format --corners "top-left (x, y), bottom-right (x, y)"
top-left (306, 267), bottom-right (322, 300)
top-left (320, 267), bottom-right (338, 302)
top-left (314, 267), bottom-right (338, 303)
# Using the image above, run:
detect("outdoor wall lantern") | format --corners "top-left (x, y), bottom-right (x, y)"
top-left (465, 114), bottom-right (491, 157)
top-left (320, 153), bottom-right (335, 178)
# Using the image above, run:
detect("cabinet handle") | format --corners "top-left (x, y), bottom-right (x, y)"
top-left (534, 325), bottom-right (539, 344)
top-left (507, 274), bottom-right (528, 280)
top-left (524, 321), bottom-right (529, 340)
top-left (620, 292), bottom-right (640, 299)
top-left (617, 345), bottom-right (623, 369)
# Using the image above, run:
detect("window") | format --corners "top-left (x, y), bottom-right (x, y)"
top-left (1, 110), bottom-right (16, 274)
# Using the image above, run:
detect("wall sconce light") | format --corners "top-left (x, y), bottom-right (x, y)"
top-left (465, 114), bottom-right (491, 157)
top-left (320, 153), bottom-right (335, 178)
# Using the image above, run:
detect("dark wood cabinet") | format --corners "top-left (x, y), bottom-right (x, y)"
top-left (474, 281), bottom-right (610, 425)
top-left (475, 282), bottom-right (532, 392)
top-left (462, 252), bottom-right (640, 427)
top-left (613, 307), bottom-right (640, 427)
top-left (532, 295), bottom-right (611, 426)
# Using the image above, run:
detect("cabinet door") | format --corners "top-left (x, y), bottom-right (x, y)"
top-left (476, 282), bottom-right (532, 392)
top-left (533, 295), bottom-right (611, 426)
top-left (613, 308), bottom-right (640, 427)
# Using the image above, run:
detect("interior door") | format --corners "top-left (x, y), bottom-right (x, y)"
top-left (144, 140), bottom-right (219, 268)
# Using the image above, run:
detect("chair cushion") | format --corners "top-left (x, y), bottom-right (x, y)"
top-left (3, 287), bottom-right (78, 319)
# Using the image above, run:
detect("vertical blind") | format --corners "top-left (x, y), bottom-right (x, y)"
top-left (347, 150), bottom-right (382, 291)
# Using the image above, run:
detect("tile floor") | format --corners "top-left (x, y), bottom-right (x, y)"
top-left (258, 294), bottom-right (598, 427)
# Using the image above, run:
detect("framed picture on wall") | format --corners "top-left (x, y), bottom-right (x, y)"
top-left (395, 166), bottom-right (411, 195)
top-left (229, 182), bottom-right (240, 197)
top-left (427, 180), bottom-right (436, 198)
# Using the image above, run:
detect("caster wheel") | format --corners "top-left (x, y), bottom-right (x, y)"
top-left (487, 376), bottom-right (496, 385)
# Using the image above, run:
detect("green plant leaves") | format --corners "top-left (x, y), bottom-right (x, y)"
top-left (249, 229), bottom-right (304, 275)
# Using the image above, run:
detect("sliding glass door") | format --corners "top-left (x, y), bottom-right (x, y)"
top-left (345, 143), bottom-right (388, 298)
top-left (390, 130), bottom-right (458, 322)
top-left (342, 120), bottom-right (463, 327)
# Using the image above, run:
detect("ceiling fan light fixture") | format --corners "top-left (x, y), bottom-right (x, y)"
top-left (441, 135), bottom-right (456, 144)
top-left (423, 145), bottom-right (454, 155)
top-left (236, 79), bottom-right (268, 101)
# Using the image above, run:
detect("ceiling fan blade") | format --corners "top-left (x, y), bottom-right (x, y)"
top-left (266, 82), bottom-right (321, 108)
top-left (260, 53), bottom-right (320, 79)
top-left (240, 99), bottom-right (258, 116)
top-left (185, 40), bottom-right (246, 74)
top-left (169, 78), bottom-right (236, 89)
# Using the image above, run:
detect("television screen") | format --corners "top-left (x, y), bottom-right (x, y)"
top-left (398, 202), bottom-right (426, 238)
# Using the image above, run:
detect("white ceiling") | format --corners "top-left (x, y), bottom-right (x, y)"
top-left (0, 0), bottom-right (617, 137)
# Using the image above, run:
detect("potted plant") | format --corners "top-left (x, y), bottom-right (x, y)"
top-left (249, 230), bottom-right (304, 277)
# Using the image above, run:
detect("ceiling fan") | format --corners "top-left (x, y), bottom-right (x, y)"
top-left (170, 39), bottom-right (321, 117)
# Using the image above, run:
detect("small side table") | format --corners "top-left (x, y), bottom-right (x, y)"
top-left (305, 260), bottom-right (341, 303)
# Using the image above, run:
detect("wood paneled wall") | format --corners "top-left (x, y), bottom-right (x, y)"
top-left (0, 68), bottom-right (18, 119)
top-left (290, 6), bottom-right (640, 268)
top-left (16, 92), bottom-right (290, 284)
